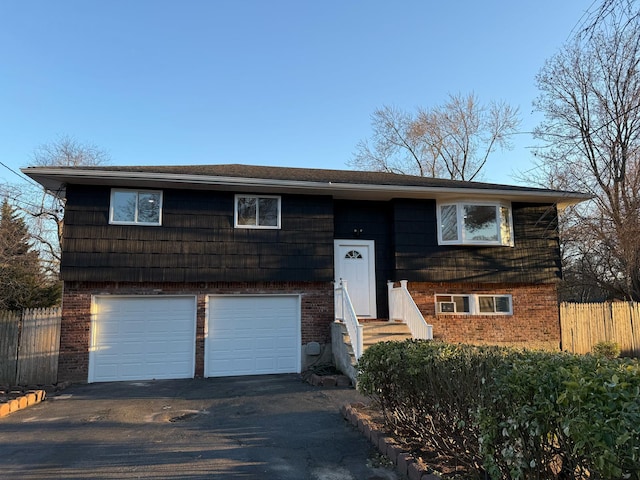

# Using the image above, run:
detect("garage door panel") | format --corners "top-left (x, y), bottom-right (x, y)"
top-left (121, 322), bottom-right (146, 335)
top-left (206, 296), bottom-right (300, 377)
top-left (93, 365), bottom-right (118, 379)
top-left (90, 296), bottom-right (196, 383)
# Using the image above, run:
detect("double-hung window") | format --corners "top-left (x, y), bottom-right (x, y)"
top-left (110, 189), bottom-right (162, 225)
top-left (437, 201), bottom-right (514, 246)
top-left (436, 294), bottom-right (513, 315)
top-left (234, 194), bottom-right (281, 229)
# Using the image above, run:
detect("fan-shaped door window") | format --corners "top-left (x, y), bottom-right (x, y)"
top-left (345, 250), bottom-right (363, 259)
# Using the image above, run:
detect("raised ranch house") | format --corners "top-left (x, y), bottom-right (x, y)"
top-left (24, 164), bottom-right (588, 383)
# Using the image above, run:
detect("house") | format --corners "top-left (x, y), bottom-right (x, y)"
top-left (23, 164), bottom-right (588, 383)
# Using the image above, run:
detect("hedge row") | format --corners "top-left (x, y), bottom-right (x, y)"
top-left (356, 341), bottom-right (640, 480)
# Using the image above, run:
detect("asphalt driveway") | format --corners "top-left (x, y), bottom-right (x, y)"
top-left (0, 374), bottom-right (398, 480)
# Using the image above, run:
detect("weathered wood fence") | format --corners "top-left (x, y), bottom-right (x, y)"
top-left (0, 307), bottom-right (61, 385)
top-left (560, 302), bottom-right (640, 357)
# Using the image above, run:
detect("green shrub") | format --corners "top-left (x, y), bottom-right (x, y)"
top-left (591, 340), bottom-right (621, 359)
top-left (557, 358), bottom-right (640, 479)
top-left (357, 340), bottom-right (640, 480)
top-left (477, 351), bottom-right (596, 479)
top-left (483, 353), bottom-right (640, 479)
top-left (357, 340), bottom-right (506, 475)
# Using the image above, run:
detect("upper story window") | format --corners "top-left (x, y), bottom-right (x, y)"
top-left (234, 194), bottom-right (281, 229)
top-left (437, 201), bottom-right (514, 246)
top-left (109, 189), bottom-right (162, 226)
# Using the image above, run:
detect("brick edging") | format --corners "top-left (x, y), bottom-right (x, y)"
top-left (0, 390), bottom-right (46, 418)
top-left (341, 402), bottom-right (441, 480)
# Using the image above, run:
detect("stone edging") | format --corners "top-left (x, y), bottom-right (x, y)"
top-left (0, 390), bottom-right (46, 418)
top-left (341, 402), bottom-right (442, 480)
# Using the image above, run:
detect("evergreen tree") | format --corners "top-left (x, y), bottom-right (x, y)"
top-left (0, 199), bottom-right (60, 310)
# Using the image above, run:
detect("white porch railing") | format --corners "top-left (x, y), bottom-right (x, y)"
top-left (334, 280), bottom-right (364, 360)
top-left (388, 280), bottom-right (433, 340)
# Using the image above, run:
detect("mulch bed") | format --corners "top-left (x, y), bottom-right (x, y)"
top-left (351, 403), bottom-right (477, 479)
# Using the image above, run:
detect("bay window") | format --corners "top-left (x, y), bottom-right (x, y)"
top-left (437, 201), bottom-right (513, 246)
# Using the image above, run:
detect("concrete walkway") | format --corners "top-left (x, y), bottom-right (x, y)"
top-left (0, 374), bottom-right (398, 480)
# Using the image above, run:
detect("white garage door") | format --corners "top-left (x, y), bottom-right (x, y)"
top-left (206, 295), bottom-right (300, 377)
top-left (90, 296), bottom-right (196, 383)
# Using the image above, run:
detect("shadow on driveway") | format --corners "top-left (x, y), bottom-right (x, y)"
top-left (0, 374), bottom-right (398, 480)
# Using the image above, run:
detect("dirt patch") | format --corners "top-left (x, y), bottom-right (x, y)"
top-left (351, 403), bottom-right (477, 479)
top-left (302, 364), bottom-right (352, 387)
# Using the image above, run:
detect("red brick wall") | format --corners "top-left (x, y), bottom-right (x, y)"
top-left (59, 281), bottom-right (334, 383)
top-left (407, 282), bottom-right (560, 350)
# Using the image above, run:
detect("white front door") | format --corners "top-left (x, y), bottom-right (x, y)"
top-left (334, 240), bottom-right (377, 318)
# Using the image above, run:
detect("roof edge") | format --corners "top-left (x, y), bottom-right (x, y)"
top-left (21, 167), bottom-right (591, 207)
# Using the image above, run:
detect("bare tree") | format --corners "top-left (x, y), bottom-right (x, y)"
top-left (577, 0), bottom-right (638, 37)
top-left (0, 199), bottom-right (60, 309)
top-left (350, 93), bottom-right (520, 181)
top-left (350, 105), bottom-right (444, 177)
top-left (528, 14), bottom-right (640, 300)
top-left (31, 135), bottom-right (110, 168)
top-left (9, 136), bottom-right (110, 275)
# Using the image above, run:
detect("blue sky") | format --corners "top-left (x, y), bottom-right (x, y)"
top-left (0, 1), bottom-right (594, 187)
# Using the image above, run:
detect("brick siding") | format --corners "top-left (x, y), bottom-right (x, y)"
top-left (59, 281), bottom-right (334, 383)
top-left (407, 282), bottom-right (560, 350)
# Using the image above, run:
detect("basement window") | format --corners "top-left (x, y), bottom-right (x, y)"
top-left (437, 201), bottom-right (514, 246)
top-left (235, 195), bottom-right (281, 229)
top-left (109, 189), bottom-right (162, 225)
top-left (435, 295), bottom-right (471, 314)
top-left (436, 294), bottom-right (512, 315)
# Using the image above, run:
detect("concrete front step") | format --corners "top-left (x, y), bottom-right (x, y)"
top-left (363, 333), bottom-right (413, 345)
top-left (362, 321), bottom-right (412, 335)
top-left (342, 320), bottom-right (413, 350)
top-left (334, 320), bottom-right (415, 384)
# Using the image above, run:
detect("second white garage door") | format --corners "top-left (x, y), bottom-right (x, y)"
top-left (205, 295), bottom-right (301, 377)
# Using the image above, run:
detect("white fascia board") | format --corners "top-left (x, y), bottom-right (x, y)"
top-left (22, 168), bottom-right (591, 206)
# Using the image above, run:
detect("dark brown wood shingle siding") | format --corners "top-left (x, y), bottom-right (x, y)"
top-left (392, 199), bottom-right (561, 283)
top-left (62, 186), bottom-right (561, 286)
top-left (334, 200), bottom-right (394, 317)
top-left (62, 185), bottom-right (334, 282)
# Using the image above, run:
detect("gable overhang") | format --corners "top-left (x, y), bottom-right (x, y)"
top-left (22, 167), bottom-right (591, 208)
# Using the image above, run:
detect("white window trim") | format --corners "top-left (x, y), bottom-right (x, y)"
top-left (435, 294), bottom-right (471, 314)
top-left (109, 189), bottom-right (163, 226)
top-left (436, 200), bottom-right (514, 247)
top-left (435, 293), bottom-right (513, 316)
top-left (234, 194), bottom-right (281, 229)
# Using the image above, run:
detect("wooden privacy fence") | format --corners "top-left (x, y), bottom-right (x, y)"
top-left (0, 307), bottom-right (61, 385)
top-left (560, 302), bottom-right (640, 357)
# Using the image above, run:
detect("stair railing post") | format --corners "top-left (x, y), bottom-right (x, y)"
top-left (400, 280), bottom-right (409, 319)
top-left (387, 281), bottom-right (395, 321)
top-left (334, 281), bottom-right (339, 321)
top-left (341, 279), bottom-right (347, 322)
